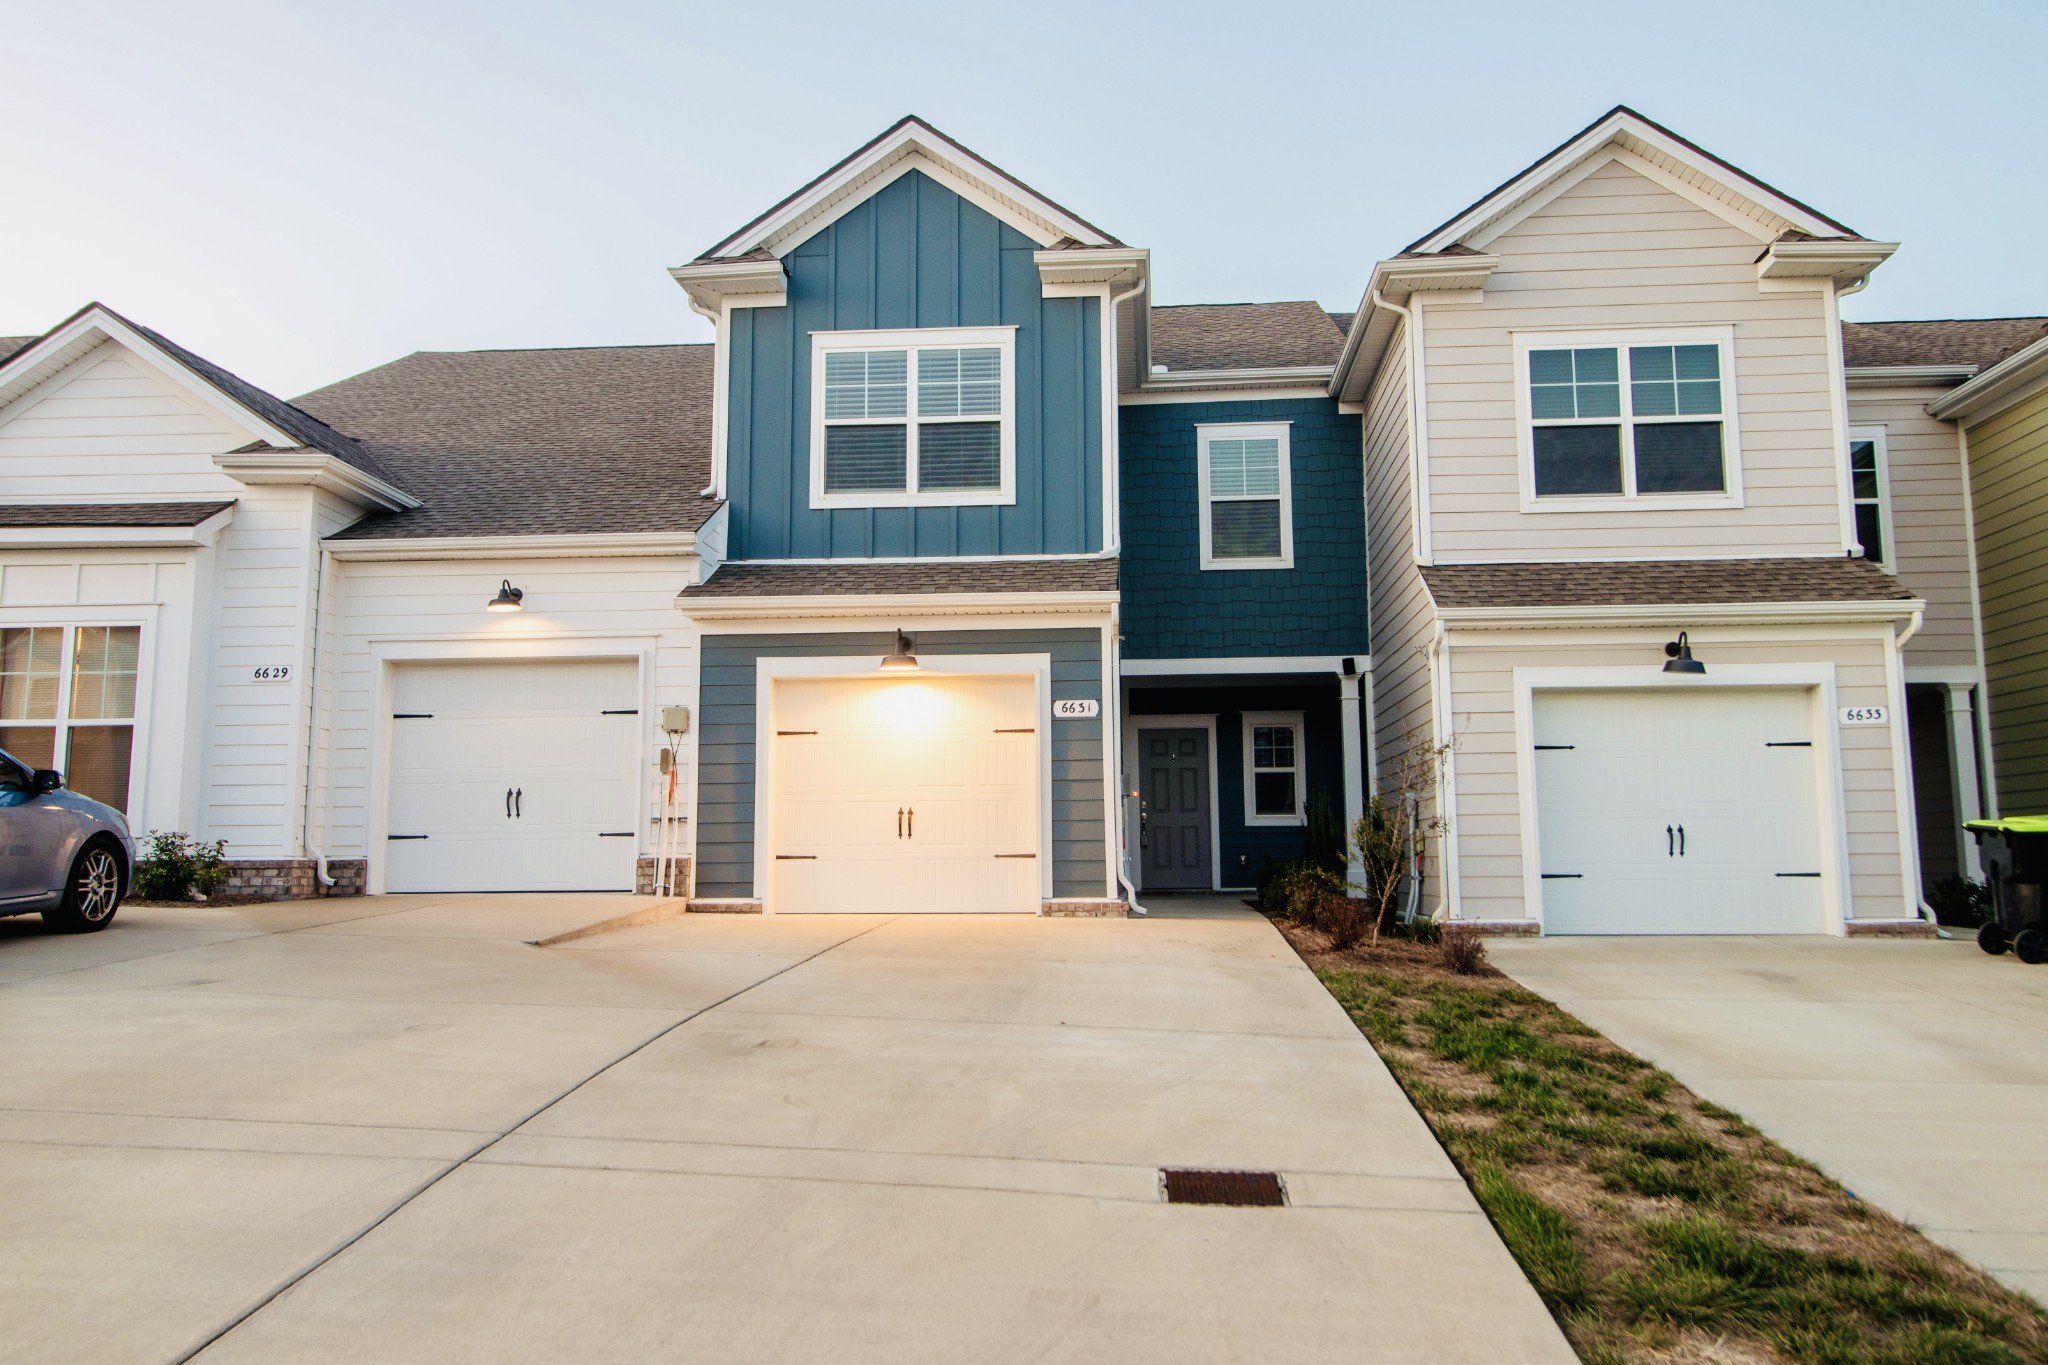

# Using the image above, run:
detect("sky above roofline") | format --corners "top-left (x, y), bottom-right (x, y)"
top-left (3, 0), bottom-right (2042, 397)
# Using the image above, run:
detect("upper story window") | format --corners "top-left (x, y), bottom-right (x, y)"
top-left (1848, 427), bottom-right (1892, 570)
top-left (1197, 422), bottom-right (1293, 570)
top-left (1515, 326), bottom-right (1742, 512)
top-left (809, 326), bottom-right (1016, 509)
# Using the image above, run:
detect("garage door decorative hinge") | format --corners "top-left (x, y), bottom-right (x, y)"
top-left (1533, 744), bottom-right (1574, 751)
top-left (597, 832), bottom-right (634, 838)
top-left (393, 712), bottom-right (433, 719)
top-left (776, 730), bottom-right (817, 736)
top-left (994, 853), bottom-right (1037, 859)
top-left (775, 854), bottom-right (817, 860)
top-left (1765, 741), bottom-right (1812, 748)
top-left (1775, 872), bottom-right (1823, 878)
top-left (601, 709), bottom-right (638, 715)
top-left (388, 834), bottom-right (428, 840)
top-left (1540, 872), bottom-right (1581, 879)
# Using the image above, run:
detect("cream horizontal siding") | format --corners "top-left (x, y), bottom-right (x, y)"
top-left (1966, 386), bottom-right (2048, 811)
top-left (0, 341), bottom-right (251, 498)
top-left (1443, 629), bottom-right (1906, 925)
top-left (1846, 388), bottom-right (1977, 671)
top-left (321, 556), bottom-right (700, 869)
top-left (1422, 157), bottom-right (1843, 562)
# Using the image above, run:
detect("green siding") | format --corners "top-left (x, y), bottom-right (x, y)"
top-left (1969, 386), bottom-right (2048, 812)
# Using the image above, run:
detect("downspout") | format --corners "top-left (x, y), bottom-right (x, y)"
top-left (1893, 606), bottom-right (1952, 938)
top-left (1102, 275), bottom-right (1149, 557)
top-left (1107, 600), bottom-right (1147, 917)
top-left (688, 296), bottom-right (723, 498)
top-left (301, 544), bottom-right (337, 891)
top-left (1369, 289), bottom-right (1424, 567)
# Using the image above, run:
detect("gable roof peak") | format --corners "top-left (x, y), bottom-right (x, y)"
top-left (691, 116), bottom-right (1122, 265)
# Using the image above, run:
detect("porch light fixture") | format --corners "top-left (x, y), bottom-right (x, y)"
top-left (880, 629), bottom-right (920, 671)
top-left (1662, 632), bottom-right (1705, 675)
top-left (486, 580), bottom-right (525, 613)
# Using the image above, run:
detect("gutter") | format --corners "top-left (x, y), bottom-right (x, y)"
top-left (1928, 333), bottom-right (2048, 423)
top-left (1430, 597), bottom-right (1927, 630)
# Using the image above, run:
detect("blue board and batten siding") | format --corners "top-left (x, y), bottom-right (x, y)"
top-left (696, 630), bottom-right (1108, 899)
top-left (727, 170), bottom-right (1103, 559)
top-left (1119, 397), bottom-right (1368, 658)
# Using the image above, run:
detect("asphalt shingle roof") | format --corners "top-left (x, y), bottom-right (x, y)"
top-left (1148, 302), bottom-right (1344, 373)
top-left (682, 558), bottom-right (1118, 597)
top-left (1842, 318), bottom-right (2048, 373)
top-left (1421, 558), bottom-right (1916, 610)
top-left (298, 344), bottom-right (719, 540)
top-left (0, 501), bottom-right (235, 527)
top-left (0, 337), bottom-right (33, 364)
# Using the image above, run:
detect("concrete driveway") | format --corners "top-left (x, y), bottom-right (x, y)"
top-left (1491, 934), bottom-right (2048, 1303)
top-left (0, 895), bottom-right (1570, 1364)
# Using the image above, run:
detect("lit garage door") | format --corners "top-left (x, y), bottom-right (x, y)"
top-left (385, 660), bottom-right (640, 892)
top-left (1533, 688), bottom-right (1826, 934)
top-left (770, 675), bottom-right (1038, 913)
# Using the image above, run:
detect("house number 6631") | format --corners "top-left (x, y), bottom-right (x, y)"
top-left (1052, 699), bottom-right (1100, 719)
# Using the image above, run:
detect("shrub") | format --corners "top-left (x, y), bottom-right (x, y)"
top-left (133, 831), bottom-right (228, 901)
top-left (1316, 894), bottom-right (1374, 950)
top-left (1259, 858), bottom-right (1348, 923)
top-left (1439, 923), bottom-right (1489, 975)
top-left (1926, 875), bottom-right (1991, 928)
top-left (1303, 786), bottom-right (1346, 873)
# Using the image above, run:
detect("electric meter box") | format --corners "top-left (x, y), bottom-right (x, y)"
top-left (660, 705), bottom-right (691, 734)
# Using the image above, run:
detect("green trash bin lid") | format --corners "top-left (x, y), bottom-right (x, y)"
top-left (1964, 815), bottom-right (2048, 834)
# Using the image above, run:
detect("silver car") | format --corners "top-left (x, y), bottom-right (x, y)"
top-left (0, 748), bottom-right (135, 932)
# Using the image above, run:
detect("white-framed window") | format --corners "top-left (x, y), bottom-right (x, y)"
top-left (0, 624), bottom-right (140, 812)
top-left (1513, 326), bottom-right (1742, 511)
top-left (1847, 425), bottom-right (1892, 571)
top-left (1198, 422), bottom-right (1293, 570)
top-left (808, 325), bottom-right (1017, 509)
top-left (1241, 710), bottom-right (1306, 825)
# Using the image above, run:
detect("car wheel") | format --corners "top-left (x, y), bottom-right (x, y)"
top-left (1978, 921), bottom-right (2010, 956)
top-left (42, 841), bottom-right (124, 934)
top-left (2015, 929), bottom-right (2048, 966)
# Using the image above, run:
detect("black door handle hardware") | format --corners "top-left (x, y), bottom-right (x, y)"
top-left (776, 854), bottom-right (818, 860)
top-left (506, 788), bottom-right (514, 819)
top-left (1667, 825), bottom-right (1674, 857)
top-left (387, 834), bottom-right (428, 840)
top-left (897, 808), bottom-right (904, 838)
top-left (1540, 873), bottom-right (1582, 879)
top-left (1678, 825), bottom-right (1685, 857)
top-left (515, 788), bottom-right (523, 818)
top-left (907, 808), bottom-right (913, 838)
top-left (598, 832), bottom-right (633, 838)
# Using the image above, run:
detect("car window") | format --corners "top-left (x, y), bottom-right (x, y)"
top-left (0, 755), bottom-right (29, 808)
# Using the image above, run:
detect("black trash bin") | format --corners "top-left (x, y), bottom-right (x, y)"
top-left (1964, 817), bottom-right (2048, 963)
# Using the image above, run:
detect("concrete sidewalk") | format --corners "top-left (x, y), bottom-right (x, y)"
top-left (0, 896), bottom-right (1572, 1364)
top-left (1492, 934), bottom-right (2048, 1304)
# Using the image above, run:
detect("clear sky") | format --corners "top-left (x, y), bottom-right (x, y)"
top-left (6, 0), bottom-right (2043, 397)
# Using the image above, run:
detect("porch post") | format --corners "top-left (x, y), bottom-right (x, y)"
top-left (1946, 683), bottom-right (1984, 878)
top-left (1339, 672), bottom-right (1366, 885)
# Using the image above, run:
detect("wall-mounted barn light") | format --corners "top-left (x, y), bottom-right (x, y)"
top-left (1662, 632), bottom-right (1705, 675)
top-left (486, 580), bottom-right (525, 613)
top-left (880, 629), bottom-right (920, 671)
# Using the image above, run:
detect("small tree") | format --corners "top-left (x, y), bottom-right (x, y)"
top-left (1348, 727), bottom-right (1453, 943)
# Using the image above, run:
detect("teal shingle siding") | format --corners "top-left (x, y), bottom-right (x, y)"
top-left (726, 170), bottom-right (1102, 559)
top-left (696, 628), bottom-right (1107, 899)
top-left (1119, 397), bottom-right (1368, 658)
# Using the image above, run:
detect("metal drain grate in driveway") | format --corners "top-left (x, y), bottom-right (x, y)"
top-left (1160, 1168), bottom-right (1287, 1206)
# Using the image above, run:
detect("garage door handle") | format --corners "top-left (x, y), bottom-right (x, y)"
top-left (388, 834), bottom-right (428, 840)
top-left (1776, 872), bottom-right (1822, 878)
top-left (897, 808), bottom-right (904, 838)
top-left (598, 832), bottom-right (633, 838)
top-left (1667, 825), bottom-right (1674, 857)
top-left (994, 853), bottom-right (1037, 859)
top-left (1677, 824), bottom-right (1685, 857)
top-left (907, 808), bottom-right (913, 838)
top-left (1540, 873), bottom-right (1581, 879)
top-left (506, 788), bottom-right (514, 819)
top-left (776, 855), bottom-right (817, 860)
top-left (515, 788), bottom-right (523, 819)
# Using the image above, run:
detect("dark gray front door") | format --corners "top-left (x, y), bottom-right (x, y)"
top-left (1141, 728), bottom-right (1210, 890)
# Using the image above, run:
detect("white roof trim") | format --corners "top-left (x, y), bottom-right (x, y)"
top-left (1410, 109), bottom-right (1852, 255)
top-left (0, 505), bottom-right (234, 551)
top-left (213, 449), bottom-right (419, 512)
top-left (326, 530), bottom-right (700, 561)
top-left (0, 308), bottom-right (296, 449)
top-left (1928, 334), bottom-right (2048, 423)
top-left (1844, 364), bottom-right (1976, 390)
top-left (1433, 597), bottom-right (1924, 628)
top-left (676, 589), bottom-right (1118, 621)
top-left (701, 119), bottom-right (1116, 261)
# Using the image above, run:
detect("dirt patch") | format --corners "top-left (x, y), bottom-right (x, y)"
top-left (1283, 921), bottom-right (2048, 1365)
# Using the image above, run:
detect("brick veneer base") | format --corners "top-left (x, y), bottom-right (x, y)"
top-left (636, 856), bottom-right (692, 897)
top-left (1460, 920), bottom-right (1542, 937)
top-left (687, 898), bottom-right (764, 914)
top-left (1844, 920), bottom-right (1939, 938)
top-left (1041, 899), bottom-right (1128, 917)
top-left (213, 858), bottom-right (368, 903)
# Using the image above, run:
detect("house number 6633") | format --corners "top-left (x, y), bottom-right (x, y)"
top-left (1838, 706), bottom-right (1888, 726)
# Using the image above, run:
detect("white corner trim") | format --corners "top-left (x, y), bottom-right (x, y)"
top-left (1241, 710), bottom-right (1308, 827)
top-left (1196, 421), bottom-right (1294, 571)
top-left (807, 326), bottom-right (1018, 511)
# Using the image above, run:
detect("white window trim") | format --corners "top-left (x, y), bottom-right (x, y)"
top-left (1513, 325), bottom-right (1744, 513)
top-left (1847, 424), bottom-right (1894, 573)
top-left (1197, 421), bottom-right (1294, 571)
top-left (807, 325), bottom-right (1018, 510)
top-left (1241, 709), bottom-right (1307, 827)
top-left (0, 622), bottom-right (144, 816)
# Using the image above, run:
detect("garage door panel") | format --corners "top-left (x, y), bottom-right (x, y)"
top-left (1535, 688), bottom-right (1827, 935)
top-left (386, 660), bottom-right (640, 894)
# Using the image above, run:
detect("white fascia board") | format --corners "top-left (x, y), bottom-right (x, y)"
top-left (0, 309), bottom-right (293, 448)
top-left (703, 120), bottom-right (1116, 261)
top-left (1756, 239), bottom-right (1898, 285)
top-left (1135, 365), bottom-right (1334, 394)
top-left (1122, 655), bottom-right (1366, 676)
top-left (1845, 365), bottom-right (1976, 390)
top-left (666, 258), bottom-right (789, 314)
top-left (1929, 335), bottom-right (2048, 423)
top-left (1122, 384), bottom-right (1333, 406)
top-left (213, 450), bottom-right (420, 511)
top-left (1433, 597), bottom-right (1926, 629)
top-left (675, 590), bottom-right (1118, 621)
top-left (1329, 255), bottom-right (1498, 402)
top-left (0, 506), bottom-right (235, 550)
top-left (1410, 110), bottom-right (1848, 255)
top-left (326, 530), bottom-right (700, 562)
top-left (1033, 246), bottom-right (1148, 291)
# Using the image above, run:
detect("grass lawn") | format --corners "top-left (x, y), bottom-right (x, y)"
top-left (1283, 924), bottom-right (2048, 1365)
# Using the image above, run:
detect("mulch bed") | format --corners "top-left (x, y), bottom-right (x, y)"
top-left (1280, 921), bottom-right (2048, 1365)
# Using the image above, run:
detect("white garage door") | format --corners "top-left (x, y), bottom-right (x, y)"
top-left (770, 675), bottom-right (1038, 913)
top-left (1533, 688), bottom-right (1827, 934)
top-left (385, 659), bottom-right (641, 893)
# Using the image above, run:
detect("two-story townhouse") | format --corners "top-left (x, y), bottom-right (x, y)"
top-left (0, 107), bottom-right (1991, 934)
top-left (1331, 108), bottom-right (1926, 936)
top-left (1839, 317), bottom-right (2048, 889)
